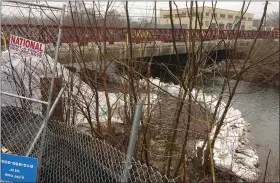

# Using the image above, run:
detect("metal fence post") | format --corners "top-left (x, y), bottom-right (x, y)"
top-left (35, 3), bottom-right (66, 175)
top-left (0, 0), bottom-right (3, 182)
top-left (120, 99), bottom-right (144, 182)
top-left (25, 87), bottom-right (65, 157)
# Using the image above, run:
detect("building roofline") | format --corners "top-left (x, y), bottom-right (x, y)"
top-left (160, 6), bottom-right (253, 15)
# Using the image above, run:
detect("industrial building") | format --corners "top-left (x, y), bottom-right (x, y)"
top-left (159, 6), bottom-right (254, 30)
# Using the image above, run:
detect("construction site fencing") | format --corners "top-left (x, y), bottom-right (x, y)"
top-left (1, 105), bottom-right (173, 183)
top-left (1, 1), bottom-right (174, 182)
top-left (2, 1), bottom-right (279, 183)
top-left (1, 1), bottom-right (63, 99)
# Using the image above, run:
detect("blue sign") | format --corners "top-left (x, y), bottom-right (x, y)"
top-left (1, 153), bottom-right (38, 182)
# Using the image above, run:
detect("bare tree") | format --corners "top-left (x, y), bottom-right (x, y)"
top-left (266, 11), bottom-right (279, 26)
top-left (107, 9), bottom-right (126, 27)
top-left (2, 1), bottom-right (279, 183)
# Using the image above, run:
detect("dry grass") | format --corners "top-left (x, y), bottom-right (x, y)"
top-left (220, 39), bottom-right (279, 86)
top-left (137, 93), bottom-right (209, 175)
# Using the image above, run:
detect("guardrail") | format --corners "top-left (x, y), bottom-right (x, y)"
top-left (2, 24), bottom-right (279, 44)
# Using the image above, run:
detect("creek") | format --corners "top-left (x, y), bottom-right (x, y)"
top-left (204, 75), bottom-right (279, 180)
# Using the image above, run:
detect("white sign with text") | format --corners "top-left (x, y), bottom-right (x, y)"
top-left (9, 35), bottom-right (45, 59)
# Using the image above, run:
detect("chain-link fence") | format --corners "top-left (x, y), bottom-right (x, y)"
top-left (1, 1), bottom-right (63, 104)
top-left (1, 1), bottom-right (174, 182)
top-left (1, 105), bottom-right (173, 182)
top-left (2, 1), bottom-right (278, 183)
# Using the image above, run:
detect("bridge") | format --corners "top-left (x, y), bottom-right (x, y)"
top-left (1, 24), bottom-right (279, 64)
top-left (2, 24), bottom-right (279, 44)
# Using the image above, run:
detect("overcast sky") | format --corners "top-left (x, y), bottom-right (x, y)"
top-left (43, 1), bottom-right (279, 19)
top-left (10, 1), bottom-right (276, 21)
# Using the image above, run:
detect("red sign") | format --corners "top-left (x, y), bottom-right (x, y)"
top-left (9, 35), bottom-right (45, 59)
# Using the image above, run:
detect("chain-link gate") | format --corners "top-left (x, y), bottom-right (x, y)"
top-left (1, 0), bottom-right (65, 181)
top-left (1, 1), bottom-right (174, 182)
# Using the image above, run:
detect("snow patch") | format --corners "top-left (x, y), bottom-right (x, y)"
top-left (139, 77), bottom-right (259, 182)
top-left (1, 52), bottom-right (158, 125)
top-left (1, 51), bottom-right (259, 181)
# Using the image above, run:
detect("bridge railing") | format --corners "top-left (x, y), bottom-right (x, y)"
top-left (2, 24), bottom-right (279, 44)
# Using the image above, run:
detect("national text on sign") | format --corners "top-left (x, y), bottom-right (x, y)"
top-left (10, 35), bottom-right (44, 52)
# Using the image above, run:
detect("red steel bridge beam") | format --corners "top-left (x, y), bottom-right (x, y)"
top-left (1, 24), bottom-right (279, 44)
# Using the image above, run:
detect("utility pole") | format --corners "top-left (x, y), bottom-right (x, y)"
top-left (154, 1), bottom-right (157, 29)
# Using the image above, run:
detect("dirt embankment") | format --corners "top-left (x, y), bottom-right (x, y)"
top-left (219, 59), bottom-right (279, 86)
top-left (135, 93), bottom-right (209, 176)
top-left (220, 40), bottom-right (279, 86)
top-left (76, 91), bottom-right (210, 178)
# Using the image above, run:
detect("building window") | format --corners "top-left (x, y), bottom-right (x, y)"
top-left (181, 13), bottom-right (187, 18)
top-left (205, 21), bottom-right (209, 27)
top-left (186, 12), bottom-right (199, 18)
top-left (175, 12), bottom-right (186, 18)
top-left (211, 13), bottom-right (217, 18)
top-left (226, 23), bottom-right (233, 30)
top-left (210, 23), bottom-right (216, 29)
top-left (220, 14), bottom-right (225, 18)
top-left (219, 24), bottom-right (224, 29)
top-left (248, 17), bottom-right (252, 21)
top-left (234, 22), bottom-right (241, 30)
top-left (163, 15), bottom-right (170, 18)
top-left (228, 15), bottom-right (233, 19)
top-left (235, 16), bottom-right (246, 20)
top-left (206, 12), bottom-right (209, 16)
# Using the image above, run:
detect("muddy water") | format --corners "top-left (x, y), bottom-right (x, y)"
top-left (204, 76), bottom-right (279, 180)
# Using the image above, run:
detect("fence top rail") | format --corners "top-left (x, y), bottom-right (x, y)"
top-left (4, 0), bottom-right (64, 10)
